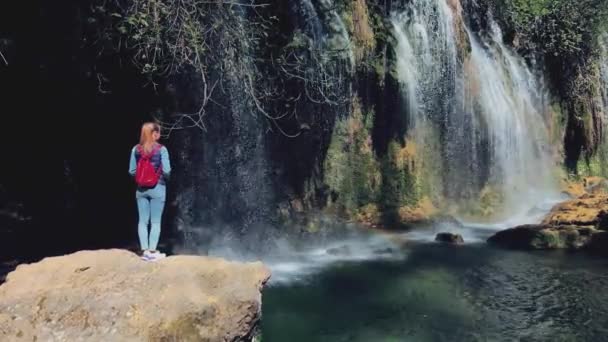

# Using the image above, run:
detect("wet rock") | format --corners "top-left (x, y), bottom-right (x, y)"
top-left (487, 224), bottom-right (598, 250)
top-left (597, 210), bottom-right (608, 231)
top-left (542, 194), bottom-right (608, 227)
top-left (0, 249), bottom-right (270, 342)
top-left (584, 177), bottom-right (608, 194)
top-left (435, 232), bottom-right (464, 244)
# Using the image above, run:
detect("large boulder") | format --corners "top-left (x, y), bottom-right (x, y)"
top-left (487, 224), bottom-right (597, 250)
top-left (0, 249), bottom-right (270, 342)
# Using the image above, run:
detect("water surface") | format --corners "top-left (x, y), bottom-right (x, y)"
top-left (262, 238), bottom-right (608, 341)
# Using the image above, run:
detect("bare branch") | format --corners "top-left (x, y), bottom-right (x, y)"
top-left (0, 49), bottom-right (7, 66)
top-left (115, 0), bottom-right (350, 137)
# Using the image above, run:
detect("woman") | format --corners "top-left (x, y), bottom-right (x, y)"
top-left (129, 122), bottom-right (171, 261)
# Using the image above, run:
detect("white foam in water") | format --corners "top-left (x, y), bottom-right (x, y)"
top-left (404, 194), bottom-right (568, 244)
top-left (198, 232), bottom-right (406, 284)
top-left (268, 234), bottom-right (408, 284)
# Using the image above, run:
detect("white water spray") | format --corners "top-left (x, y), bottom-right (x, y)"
top-left (300, 0), bottom-right (355, 67)
top-left (600, 33), bottom-right (608, 113)
top-left (392, 0), bottom-right (559, 224)
top-left (467, 22), bottom-right (558, 220)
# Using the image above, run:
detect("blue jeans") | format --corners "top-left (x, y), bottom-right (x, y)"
top-left (136, 184), bottom-right (166, 251)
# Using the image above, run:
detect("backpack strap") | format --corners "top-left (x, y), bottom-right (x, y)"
top-left (137, 144), bottom-right (162, 159)
top-left (153, 143), bottom-right (163, 153)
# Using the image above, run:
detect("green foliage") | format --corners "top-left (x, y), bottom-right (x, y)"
top-left (410, 127), bottom-right (445, 205)
top-left (550, 102), bottom-right (565, 145)
top-left (509, 0), bottom-right (552, 17)
top-left (324, 102), bottom-right (381, 214)
top-left (463, 186), bottom-right (505, 218)
top-left (577, 145), bottom-right (608, 178)
top-left (492, 0), bottom-right (608, 171)
top-left (495, 0), bottom-right (608, 57)
top-left (107, 0), bottom-right (271, 78)
top-left (380, 140), bottom-right (419, 212)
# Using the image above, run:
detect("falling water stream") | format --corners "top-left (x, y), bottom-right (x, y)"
top-left (600, 33), bottom-right (608, 113)
top-left (392, 0), bottom-right (559, 225)
top-left (468, 22), bottom-right (558, 220)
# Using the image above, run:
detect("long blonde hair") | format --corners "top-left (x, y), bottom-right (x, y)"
top-left (139, 122), bottom-right (161, 153)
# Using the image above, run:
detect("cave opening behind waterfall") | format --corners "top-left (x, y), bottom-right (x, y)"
top-left (0, 0), bottom-right (169, 261)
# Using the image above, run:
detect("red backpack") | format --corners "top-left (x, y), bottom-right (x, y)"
top-left (135, 144), bottom-right (162, 187)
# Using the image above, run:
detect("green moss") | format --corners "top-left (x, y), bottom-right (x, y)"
top-left (578, 150), bottom-right (608, 177)
top-left (494, 0), bottom-right (608, 57)
top-left (378, 140), bottom-right (420, 225)
top-left (324, 99), bottom-right (381, 215)
top-left (411, 126), bottom-right (445, 205)
top-left (457, 185), bottom-right (506, 220)
top-left (550, 102), bottom-right (566, 146)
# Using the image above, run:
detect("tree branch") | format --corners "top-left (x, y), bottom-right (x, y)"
top-left (0, 50), bottom-right (7, 66)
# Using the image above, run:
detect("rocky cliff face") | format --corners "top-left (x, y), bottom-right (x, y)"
top-left (0, 250), bottom-right (270, 341)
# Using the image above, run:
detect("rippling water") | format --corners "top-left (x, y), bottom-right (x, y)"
top-left (262, 241), bottom-right (608, 341)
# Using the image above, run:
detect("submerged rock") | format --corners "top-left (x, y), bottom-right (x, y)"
top-left (487, 224), bottom-right (597, 250)
top-left (435, 232), bottom-right (464, 244)
top-left (326, 245), bottom-right (353, 256)
top-left (0, 249), bottom-right (270, 342)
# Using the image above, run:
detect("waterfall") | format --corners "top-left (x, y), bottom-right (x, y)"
top-left (392, 0), bottom-right (557, 221)
top-left (467, 22), bottom-right (556, 217)
top-left (595, 33), bottom-right (608, 177)
top-left (300, 0), bottom-right (354, 66)
top-left (177, 1), bottom-right (355, 255)
top-left (299, 0), bottom-right (324, 43)
top-left (174, 9), bottom-right (276, 255)
top-left (600, 34), bottom-right (608, 113)
top-left (391, 0), bottom-right (460, 129)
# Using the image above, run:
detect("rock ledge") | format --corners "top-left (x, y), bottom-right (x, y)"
top-left (0, 249), bottom-right (270, 342)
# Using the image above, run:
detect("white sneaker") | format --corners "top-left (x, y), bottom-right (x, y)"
top-left (148, 251), bottom-right (166, 261)
top-left (141, 250), bottom-right (154, 261)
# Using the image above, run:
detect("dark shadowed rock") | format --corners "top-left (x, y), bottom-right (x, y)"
top-left (597, 210), bottom-right (608, 231)
top-left (587, 231), bottom-right (608, 256)
top-left (435, 232), bottom-right (464, 244)
top-left (0, 249), bottom-right (270, 342)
